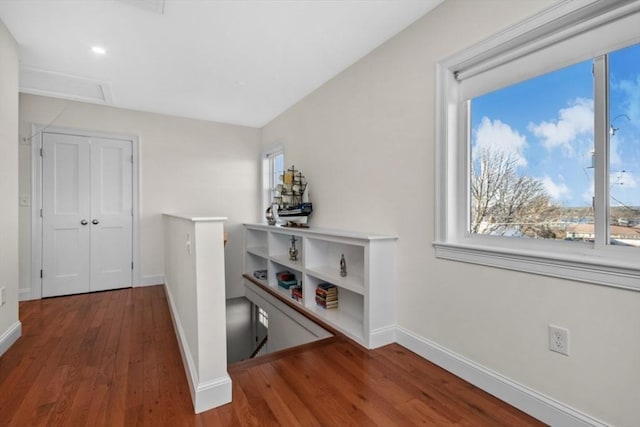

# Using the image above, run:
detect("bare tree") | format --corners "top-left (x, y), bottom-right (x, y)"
top-left (471, 147), bottom-right (559, 237)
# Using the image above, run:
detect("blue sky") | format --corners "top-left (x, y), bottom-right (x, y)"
top-left (471, 43), bottom-right (640, 210)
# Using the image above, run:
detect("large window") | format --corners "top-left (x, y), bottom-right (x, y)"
top-left (470, 60), bottom-right (594, 241)
top-left (435, 0), bottom-right (640, 290)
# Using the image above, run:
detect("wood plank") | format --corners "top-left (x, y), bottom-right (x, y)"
top-left (0, 286), bottom-right (546, 427)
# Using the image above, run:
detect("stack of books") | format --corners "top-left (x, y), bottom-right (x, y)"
top-left (276, 271), bottom-right (298, 290)
top-left (291, 285), bottom-right (303, 302)
top-left (315, 283), bottom-right (338, 309)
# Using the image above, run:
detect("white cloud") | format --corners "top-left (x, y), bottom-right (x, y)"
top-left (473, 117), bottom-right (527, 168)
top-left (617, 77), bottom-right (640, 128)
top-left (610, 134), bottom-right (622, 167)
top-left (542, 176), bottom-right (570, 200)
top-left (528, 98), bottom-right (593, 154)
top-left (582, 182), bottom-right (594, 204)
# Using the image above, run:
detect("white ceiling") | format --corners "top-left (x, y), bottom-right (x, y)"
top-left (0, 0), bottom-right (443, 128)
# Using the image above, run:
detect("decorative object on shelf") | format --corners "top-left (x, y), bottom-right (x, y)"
top-left (272, 165), bottom-right (313, 225)
top-left (265, 206), bottom-right (276, 225)
top-left (316, 283), bottom-right (338, 309)
top-left (289, 235), bottom-right (299, 261)
top-left (340, 254), bottom-right (347, 277)
top-left (276, 270), bottom-right (298, 289)
top-left (253, 269), bottom-right (267, 280)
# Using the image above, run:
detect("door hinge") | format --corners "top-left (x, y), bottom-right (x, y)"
top-left (40, 269), bottom-right (43, 278)
top-left (40, 209), bottom-right (43, 218)
top-left (40, 148), bottom-right (43, 157)
top-left (130, 155), bottom-right (134, 163)
top-left (131, 261), bottom-right (134, 270)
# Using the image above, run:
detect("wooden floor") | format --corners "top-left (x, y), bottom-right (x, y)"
top-left (0, 286), bottom-right (545, 426)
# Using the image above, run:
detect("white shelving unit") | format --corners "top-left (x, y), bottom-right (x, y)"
top-left (242, 223), bottom-right (397, 349)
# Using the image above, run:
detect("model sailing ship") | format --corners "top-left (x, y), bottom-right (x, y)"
top-left (272, 165), bottom-right (312, 225)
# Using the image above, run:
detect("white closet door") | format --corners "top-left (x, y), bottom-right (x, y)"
top-left (89, 138), bottom-right (133, 291)
top-left (42, 133), bottom-right (92, 297)
top-left (42, 132), bottom-right (133, 297)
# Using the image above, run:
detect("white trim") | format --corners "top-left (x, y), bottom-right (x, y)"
top-left (368, 325), bottom-right (397, 349)
top-left (19, 288), bottom-right (32, 301)
top-left (452, 0), bottom-right (640, 80)
top-left (20, 66), bottom-right (114, 105)
top-left (193, 376), bottom-right (233, 414)
top-left (263, 143), bottom-right (284, 158)
top-left (434, 242), bottom-right (640, 291)
top-left (30, 126), bottom-right (42, 300)
top-left (164, 281), bottom-right (232, 413)
top-left (30, 124), bottom-right (142, 298)
top-left (395, 327), bottom-right (608, 427)
top-left (0, 321), bottom-right (21, 357)
top-left (138, 275), bottom-right (165, 286)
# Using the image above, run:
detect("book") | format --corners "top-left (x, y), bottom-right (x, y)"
top-left (315, 283), bottom-right (338, 309)
top-left (316, 300), bottom-right (338, 309)
top-left (291, 285), bottom-right (303, 301)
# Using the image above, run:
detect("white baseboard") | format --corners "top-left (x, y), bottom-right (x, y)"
top-left (194, 375), bottom-right (233, 413)
top-left (19, 288), bottom-right (33, 301)
top-left (163, 282), bottom-right (232, 413)
top-left (369, 325), bottom-right (396, 349)
top-left (0, 321), bottom-right (22, 357)
top-left (137, 275), bottom-right (165, 287)
top-left (395, 327), bottom-right (608, 427)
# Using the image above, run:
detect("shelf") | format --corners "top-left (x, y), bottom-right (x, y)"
top-left (306, 304), bottom-right (364, 342)
top-left (270, 254), bottom-right (304, 271)
top-left (250, 278), bottom-right (269, 288)
top-left (243, 223), bottom-right (396, 349)
top-left (274, 284), bottom-right (303, 306)
top-left (305, 266), bottom-right (364, 295)
top-left (245, 252), bottom-right (268, 278)
top-left (246, 246), bottom-right (268, 258)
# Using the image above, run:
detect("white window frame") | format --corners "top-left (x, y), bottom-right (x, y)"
top-left (434, 0), bottom-right (640, 291)
top-left (262, 145), bottom-right (284, 213)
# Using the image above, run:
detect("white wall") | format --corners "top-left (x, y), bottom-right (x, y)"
top-left (163, 215), bottom-right (230, 412)
top-left (0, 18), bottom-right (20, 355)
top-left (19, 94), bottom-right (261, 299)
top-left (261, 1), bottom-right (640, 425)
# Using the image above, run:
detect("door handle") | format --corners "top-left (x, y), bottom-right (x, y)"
top-left (81, 219), bottom-right (88, 225)
top-left (92, 219), bottom-right (99, 225)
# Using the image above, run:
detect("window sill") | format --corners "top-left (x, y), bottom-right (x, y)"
top-left (433, 241), bottom-right (640, 292)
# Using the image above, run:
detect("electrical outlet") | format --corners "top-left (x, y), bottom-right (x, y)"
top-left (549, 325), bottom-right (569, 356)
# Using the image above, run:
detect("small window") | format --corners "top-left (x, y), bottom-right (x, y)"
top-left (262, 147), bottom-right (284, 213)
top-left (258, 307), bottom-right (268, 328)
top-left (265, 149), bottom-right (284, 206)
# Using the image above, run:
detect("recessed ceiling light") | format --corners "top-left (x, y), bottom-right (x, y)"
top-left (235, 80), bottom-right (247, 87)
top-left (91, 46), bottom-right (107, 55)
